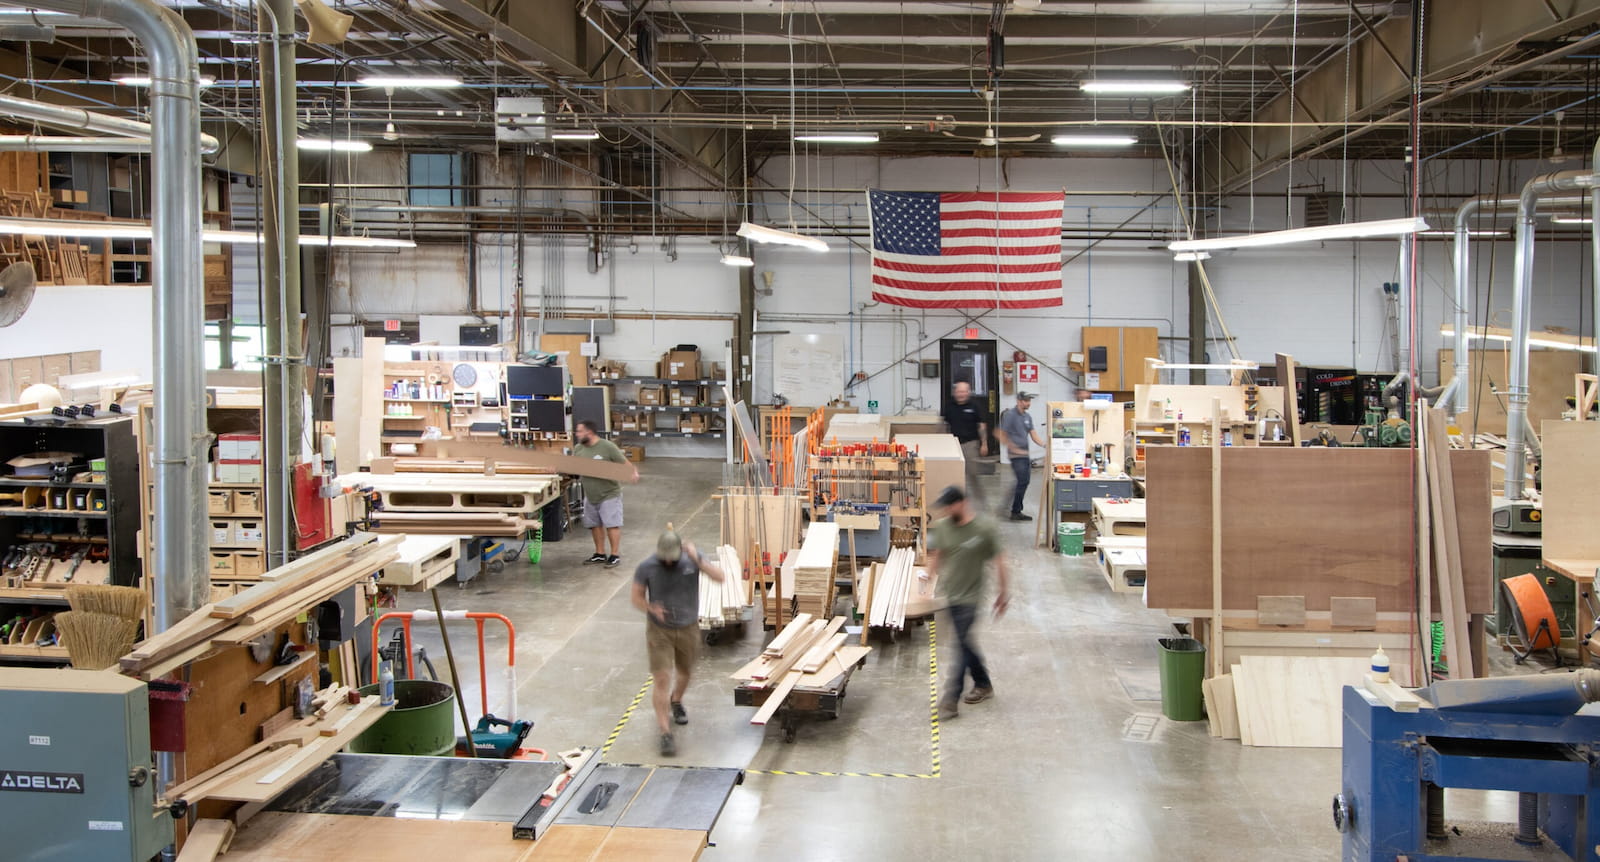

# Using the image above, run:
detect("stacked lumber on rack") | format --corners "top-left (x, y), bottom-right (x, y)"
top-left (121, 533), bottom-right (400, 679)
top-left (730, 614), bottom-right (869, 726)
top-left (699, 544), bottom-right (751, 627)
top-left (791, 522), bottom-right (839, 618)
top-left (862, 546), bottom-right (934, 630)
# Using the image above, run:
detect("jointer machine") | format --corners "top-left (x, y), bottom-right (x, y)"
top-left (1338, 669), bottom-right (1600, 861)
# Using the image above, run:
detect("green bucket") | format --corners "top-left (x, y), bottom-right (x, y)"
top-left (348, 680), bottom-right (458, 756)
top-left (1157, 637), bottom-right (1206, 721)
top-left (1056, 522), bottom-right (1085, 556)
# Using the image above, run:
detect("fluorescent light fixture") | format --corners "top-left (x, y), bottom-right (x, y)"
top-left (737, 221), bottom-right (828, 252)
top-left (357, 75), bottom-right (462, 88)
top-left (1169, 216), bottom-right (1430, 253)
top-left (1051, 134), bottom-right (1137, 147)
top-left (1081, 80), bottom-right (1190, 95)
top-left (794, 132), bottom-right (879, 144)
top-left (549, 130), bottom-right (601, 141)
top-left (297, 138), bottom-right (372, 152)
top-left (1441, 324), bottom-right (1595, 353)
top-left (1419, 229), bottom-right (1510, 237)
top-left (1553, 216), bottom-right (1594, 225)
top-left (114, 74), bottom-right (214, 87)
top-left (720, 253), bottom-right (755, 267)
top-left (0, 217), bottom-right (413, 249)
top-left (1172, 251), bottom-right (1211, 261)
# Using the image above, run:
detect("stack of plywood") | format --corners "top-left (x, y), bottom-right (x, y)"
top-left (894, 433), bottom-right (965, 496)
top-left (1206, 655), bottom-right (1369, 747)
top-left (730, 614), bottom-right (869, 725)
top-left (699, 544), bottom-right (751, 627)
top-left (824, 413), bottom-right (891, 444)
top-left (791, 522), bottom-right (839, 619)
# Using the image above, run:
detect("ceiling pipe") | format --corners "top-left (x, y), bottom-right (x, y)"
top-left (0, 91), bottom-right (219, 153)
top-left (1506, 168), bottom-right (1600, 500)
top-left (7, 0), bottom-right (210, 630)
top-left (0, 134), bottom-right (150, 151)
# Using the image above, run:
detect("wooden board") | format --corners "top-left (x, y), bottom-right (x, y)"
top-left (1329, 597), bottom-right (1378, 629)
top-left (1256, 596), bottom-right (1306, 627)
top-left (591, 828), bottom-right (706, 861)
top-left (1540, 421), bottom-right (1600, 562)
top-left (221, 813), bottom-right (535, 861)
top-left (177, 819), bottom-right (234, 862)
top-left (1144, 447), bottom-right (1492, 614)
top-left (421, 440), bottom-right (637, 483)
top-left (526, 825), bottom-right (610, 860)
top-left (1232, 655), bottom-right (1368, 748)
top-left (1230, 663), bottom-right (1254, 746)
top-left (1201, 673), bottom-right (1239, 740)
top-left (1441, 348), bottom-right (1583, 437)
top-left (539, 334), bottom-right (590, 386)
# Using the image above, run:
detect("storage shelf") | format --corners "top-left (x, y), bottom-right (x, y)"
top-left (383, 398), bottom-right (450, 403)
top-left (613, 405), bottom-right (722, 414)
top-left (0, 588), bottom-right (71, 604)
top-left (613, 431), bottom-right (725, 439)
top-left (0, 644), bottom-right (70, 662)
top-left (593, 377), bottom-right (719, 386)
top-left (0, 508), bottom-right (108, 519)
top-left (0, 479), bottom-right (107, 490)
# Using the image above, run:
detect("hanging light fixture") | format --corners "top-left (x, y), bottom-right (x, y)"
top-left (720, 253), bottom-right (755, 267)
top-left (737, 222), bottom-right (828, 252)
top-left (0, 217), bottom-right (414, 248)
top-left (1168, 217), bottom-right (1429, 253)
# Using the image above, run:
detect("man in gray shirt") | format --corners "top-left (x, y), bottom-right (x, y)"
top-left (633, 528), bottom-right (724, 757)
top-left (996, 391), bottom-right (1046, 521)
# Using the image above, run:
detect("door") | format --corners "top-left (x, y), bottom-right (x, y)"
top-left (940, 338), bottom-right (1000, 452)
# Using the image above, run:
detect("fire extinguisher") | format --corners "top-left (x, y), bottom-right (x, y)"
top-left (1001, 361), bottom-right (1015, 395)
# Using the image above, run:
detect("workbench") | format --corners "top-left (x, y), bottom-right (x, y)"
top-left (337, 472), bottom-right (563, 537)
top-left (1090, 496), bottom-right (1145, 539)
top-left (218, 753), bottom-right (742, 861)
top-left (1540, 556), bottom-right (1598, 665)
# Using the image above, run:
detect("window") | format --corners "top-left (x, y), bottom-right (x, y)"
top-left (204, 323), bottom-right (265, 371)
top-left (408, 152), bottom-right (464, 207)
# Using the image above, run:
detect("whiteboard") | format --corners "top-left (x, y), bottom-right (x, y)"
top-left (772, 334), bottom-right (844, 408)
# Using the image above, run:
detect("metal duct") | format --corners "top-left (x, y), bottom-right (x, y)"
top-left (0, 134), bottom-right (150, 152)
top-left (0, 90), bottom-right (219, 154)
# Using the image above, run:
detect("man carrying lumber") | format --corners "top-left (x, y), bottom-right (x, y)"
top-left (927, 485), bottom-right (1009, 719)
top-left (996, 391), bottom-right (1046, 522)
top-left (573, 419), bottom-right (638, 567)
top-left (941, 380), bottom-right (990, 503)
top-left (633, 528), bottom-right (724, 756)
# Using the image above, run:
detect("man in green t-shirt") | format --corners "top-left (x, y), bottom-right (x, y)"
top-left (927, 484), bottom-right (1009, 719)
top-left (572, 419), bottom-right (638, 567)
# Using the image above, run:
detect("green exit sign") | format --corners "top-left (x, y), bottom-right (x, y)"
top-left (867, 400), bottom-right (879, 412)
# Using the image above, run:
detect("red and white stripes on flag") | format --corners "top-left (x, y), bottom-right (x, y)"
top-left (867, 190), bottom-right (1064, 309)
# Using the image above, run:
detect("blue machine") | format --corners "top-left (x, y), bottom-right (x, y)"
top-left (1338, 670), bottom-right (1600, 861)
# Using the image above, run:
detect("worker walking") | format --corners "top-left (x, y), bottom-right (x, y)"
top-left (633, 529), bottom-right (724, 757)
top-left (572, 419), bottom-right (639, 567)
top-left (927, 486), bottom-right (1009, 719)
top-left (941, 380), bottom-right (990, 503)
top-left (996, 391), bottom-right (1047, 521)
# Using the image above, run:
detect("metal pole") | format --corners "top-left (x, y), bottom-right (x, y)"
top-left (1187, 263), bottom-right (1206, 385)
top-left (1445, 198), bottom-right (1478, 416)
top-left (258, 0), bottom-right (303, 567)
top-left (0, 134), bottom-right (151, 152)
top-left (0, 91), bottom-right (219, 152)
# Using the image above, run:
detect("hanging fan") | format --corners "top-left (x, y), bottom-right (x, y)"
top-left (938, 88), bottom-right (1039, 146)
top-left (0, 261), bottom-right (37, 327)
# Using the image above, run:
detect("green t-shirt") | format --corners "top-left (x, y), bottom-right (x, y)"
top-left (929, 515), bottom-right (1001, 607)
top-left (571, 438), bottom-right (628, 502)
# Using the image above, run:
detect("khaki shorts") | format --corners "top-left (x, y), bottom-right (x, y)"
top-left (646, 620), bottom-right (698, 676)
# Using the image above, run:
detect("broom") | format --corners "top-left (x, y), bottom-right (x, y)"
top-left (55, 611), bottom-right (139, 670)
top-left (65, 584), bottom-right (144, 621)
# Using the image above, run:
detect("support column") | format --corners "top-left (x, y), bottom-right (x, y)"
top-left (737, 241), bottom-right (755, 404)
top-left (259, 0), bottom-right (303, 567)
top-left (1188, 263), bottom-right (1207, 385)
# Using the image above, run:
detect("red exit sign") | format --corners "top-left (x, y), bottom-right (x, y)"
top-left (964, 327), bottom-right (979, 339)
top-left (383, 319), bottom-right (401, 332)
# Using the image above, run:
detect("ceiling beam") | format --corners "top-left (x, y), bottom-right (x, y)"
top-left (1210, 0), bottom-right (1600, 192)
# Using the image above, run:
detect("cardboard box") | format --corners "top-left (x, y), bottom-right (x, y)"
top-left (217, 459), bottom-right (263, 483)
top-left (639, 386), bottom-right (664, 406)
top-left (660, 349), bottom-right (701, 381)
top-left (209, 551), bottom-right (235, 576)
top-left (670, 389), bottom-right (700, 408)
top-left (207, 489), bottom-right (234, 515)
top-left (234, 551), bottom-right (266, 577)
top-left (218, 433), bottom-right (263, 460)
top-left (622, 444), bottom-right (645, 463)
top-left (233, 489), bottom-right (262, 515)
top-left (681, 414), bottom-right (710, 433)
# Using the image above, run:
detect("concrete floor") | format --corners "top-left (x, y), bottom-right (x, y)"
top-left (392, 458), bottom-right (1527, 860)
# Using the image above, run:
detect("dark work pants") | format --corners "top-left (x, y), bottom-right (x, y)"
top-left (946, 602), bottom-right (991, 700)
top-left (1009, 454), bottom-right (1031, 515)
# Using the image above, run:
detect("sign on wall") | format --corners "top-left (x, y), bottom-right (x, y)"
top-left (1018, 362), bottom-right (1039, 385)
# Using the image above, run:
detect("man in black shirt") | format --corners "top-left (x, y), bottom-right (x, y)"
top-left (941, 380), bottom-right (989, 502)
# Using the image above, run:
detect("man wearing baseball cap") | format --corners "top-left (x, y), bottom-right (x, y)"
top-left (632, 526), bottom-right (724, 757)
top-left (996, 391), bottom-right (1047, 521)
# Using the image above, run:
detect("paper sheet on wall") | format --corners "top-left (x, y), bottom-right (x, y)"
top-left (1050, 417), bottom-right (1087, 466)
top-left (773, 334), bottom-right (844, 409)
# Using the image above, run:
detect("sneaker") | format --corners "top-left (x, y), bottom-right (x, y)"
top-left (659, 732), bottom-right (676, 757)
top-left (937, 697), bottom-right (959, 720)
top-left (1008, 512), bottom-right (1033, 522)
top-left (963, 686), bottom-right (994, 705)
top-left (605, 555), bottom-right (621, 568)
top-left (583, 553), bottom-right (607, 564)
top-left (671, 701), bottom-right (688, 725)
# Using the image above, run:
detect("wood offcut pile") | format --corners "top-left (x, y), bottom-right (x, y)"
top-left (860, 546), bottom-right (939, 631)
top-left (791, 522), bottom-right (839, 619)
top-left (699, 544), bottom-right (752, 627)
top-left (731, 613), bottom-right (870, 726)
top-left (121, 533), bottom-right (400, 679)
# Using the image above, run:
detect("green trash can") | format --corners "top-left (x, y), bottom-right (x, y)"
top-left (1056, 522), bottom-right (1085, 556)
top-left (1157, 637), bottom-right (1206, 721)
top-left (348, 679), bottom-right (458, 756)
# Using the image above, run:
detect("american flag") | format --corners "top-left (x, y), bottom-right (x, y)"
top-left (867, 190), bottom-right (1064, 309)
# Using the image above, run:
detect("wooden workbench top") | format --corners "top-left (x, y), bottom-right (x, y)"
top-left (221, 814), bottom-right (708, 862)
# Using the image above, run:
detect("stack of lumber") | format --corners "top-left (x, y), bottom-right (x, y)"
top-left (730, 614), bottom-right (870, 726)
top-left (1204, 655), bottom-right (1368, 747)
top-left (791, 522), bottom-right (840, 618)
top-left (862, 546), bottom-right (932, 630)
top-left (1418, 404), bottom-right (1475, 679)
top-left (698, 544), bottom-right (751, 627)
top-left (121, 533), bottom-right (400, 679)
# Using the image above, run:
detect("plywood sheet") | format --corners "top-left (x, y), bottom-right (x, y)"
top-left (527, 825), bottom-right (610, 860)
top-left (1144, 447), bottom-right (1491, 614)
top-left (1233, 655), bottom-right (1368, 748)
top-left (1540, 421), bottom-right (1600, 562)
top-left (222, 813), bottom-right (533, 861)
top-left (1441, 349), bottom-right (1582, 437)
top-left (592, 828), bottom-right (706, 861)
top-left (540, 334), bottom-right (590, 386)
